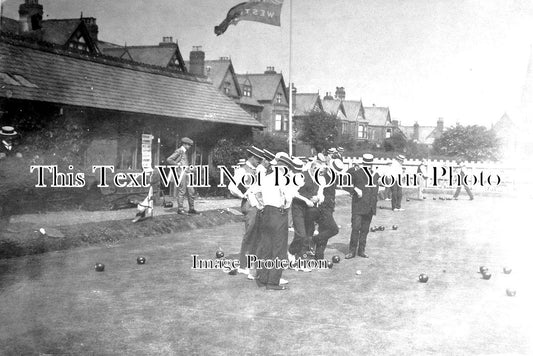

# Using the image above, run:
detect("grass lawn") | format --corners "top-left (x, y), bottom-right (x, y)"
top-left (0, 196), bottom-right (531, 355)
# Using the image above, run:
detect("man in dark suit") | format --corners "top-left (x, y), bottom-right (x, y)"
top-left (344, 154), bottom-right (379, 259)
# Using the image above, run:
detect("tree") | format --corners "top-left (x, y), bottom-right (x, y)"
top-left (299, 110), bottom-right (339, 153)
top-left (383, 133), bottom-right (407, 152)
top-left (432, 124), bottom-right (500, 161)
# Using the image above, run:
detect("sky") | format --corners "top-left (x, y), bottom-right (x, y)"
top-left (2, 0), bottom-right (533, 127)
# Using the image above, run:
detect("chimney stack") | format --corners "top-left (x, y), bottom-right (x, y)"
top-left (159, 36), bottom-right (176, 47)
top-left (264, 66), bottom-right (277, 74)
top-left (335, 86), bottom-right (345, 100)
top-left (324, 92), bottom-right (334, 100)
top-left (19, 0), bottom-right (43, 32)
top-left (414, 122), bottom-right (420, 141)
top-left (81, 17), bottom-right (99, 42)
top-left (189, 46), bottom-right (205, 77)
top-left (437, 117), bottom-right (444, 133)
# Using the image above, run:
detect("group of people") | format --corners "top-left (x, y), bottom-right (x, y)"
top-left (225, 145), bottom-right (384, 291)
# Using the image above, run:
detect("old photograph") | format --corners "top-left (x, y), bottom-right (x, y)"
top-left (1, 0), bottom-right (532, 354)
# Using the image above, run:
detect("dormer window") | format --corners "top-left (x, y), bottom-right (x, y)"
top-left (243, 85), bottom-right (252, 97)
top-left (276, 93), bottom-right (282, 104)
top-left (68, 31), bottom-right (89, 52)
top-left (223, 81), bottom-right (231, 95)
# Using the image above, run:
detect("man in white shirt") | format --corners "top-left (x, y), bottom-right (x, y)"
top-left (227, 146), bottom-right (264, 276)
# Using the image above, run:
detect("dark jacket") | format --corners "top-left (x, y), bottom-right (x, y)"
top-left (344, 167), bottom-right (379, 216)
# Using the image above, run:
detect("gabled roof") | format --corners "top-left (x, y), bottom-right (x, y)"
top-left (0, 37), bottom-right (262, 128)
top-left (322, 99), bottom-right (347, 120)
top-left (103, 44), bottom-right (186, 71)
top-left (236, 73), bottom-right (287, 103)
top-left (0, 17), bottom-right (98, 53)
top-left (40, 19), bottom-right (82, 45)
top-left (364, 106), bottom-right (391, 126)
top-left (493, 112), bottom-right (516, 132)
top-left (97, 40), bottom-right (123, 51)
top-left (343, 100), bottom-right (365, 123)
top-left (293, 93), bottom-right (321, 116)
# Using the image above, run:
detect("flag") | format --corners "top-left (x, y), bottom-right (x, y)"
top-left (215, 0), bottom-right (284, 36)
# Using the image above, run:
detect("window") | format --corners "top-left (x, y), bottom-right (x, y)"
top-left (275, 114), bottom-right (282, 131)
top-left (276, 93), bottom-right (282, 104)
top-left (243, 85), bottom-right (252, 97)
top-left (386, 128), bottom-right (392, 138)
top-left (68, 31), bottom-right (89, 52)
top-left (358, 124), bottom-right (367, 139)
top-left (283, 115), bottom-right (289, 132)
top-left (252, 112), bottom-right (259, 120)
top-left (223, 81), bottom-right (231, 95)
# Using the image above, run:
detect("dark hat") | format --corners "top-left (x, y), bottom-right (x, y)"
top-left (181, 137), bottom-right (194, 145)
top-left (0, 126), bottom-right (17, 136)
top-left (362, 153), bottom-right (374, 165)
top-left (246, 146), bottom-right (264, 160)
top-left (262, 149), bottom-right (276, 162)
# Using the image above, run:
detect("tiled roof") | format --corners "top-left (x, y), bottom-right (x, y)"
top-left (343, 100), bottom-right (364, 122)
top-left (236, 96), bottom-right (262, 108)
top-left (39, 19), bottom-right (81, 45)
top-left (103, 45), bottom-right (186, 70)
top-left (97, 40), bottom-right (123, 51)
top-left (322, 99), bottom-right (347, 120)
top-left (236, 73), bottom-right (286, 102)
top-left (364, 106), bottom-right (391, 126)
top-left (0, 16), bottom-right (20, 34)
top-left (203, 60), bottom-right (231, 89)
top-left (0, 38), bottom-right (262, 128)
top-left (293, 93), bottom-right (320, 116)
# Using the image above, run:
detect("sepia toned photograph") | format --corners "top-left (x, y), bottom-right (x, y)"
top-left (1, 0), bottom-right (532, 354)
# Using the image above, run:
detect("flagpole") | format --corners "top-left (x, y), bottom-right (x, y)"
top-left (288, 0), bottom-right (293, 157)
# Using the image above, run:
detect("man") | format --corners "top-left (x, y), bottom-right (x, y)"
top-left (390, 154), bottom-right (405, 211)
top-left (344, 154), bottom-right (379, 259)
top-left (166, 137), bottom-right (197, 215)
top-left (0, 126), bottom-right (21, 160)
top-left (311, 157), bottom-right (343, 260)
top-left (417, 159), bottom-right (429, 200)
top-left (255, 154), bottom-right (297, 291)
top-left (453, 161), bottom-right (474, 200)
top-left (227, 146), bottom-right (264, 278)
top-left (288, 156), bottom-right (320, 263)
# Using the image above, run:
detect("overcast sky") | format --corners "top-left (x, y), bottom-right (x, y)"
top-left (2, 0), bottom-right (533, 127)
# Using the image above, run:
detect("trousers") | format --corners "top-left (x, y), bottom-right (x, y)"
top-left (349, 214), bottom-right (373, 254)
top-left (391, 183), bottom-right (402, 209)
top-left (239, 199), bottom-right (260, 269)
top-left (256, 206), bottom-right (288, 286)
top-left (312, 207), bottom-right (339, 259)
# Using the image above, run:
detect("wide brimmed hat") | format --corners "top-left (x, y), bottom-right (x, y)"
top-left (330, 158), bottom-right (347, 173)
top-left (395, 154), bottom-right (405, 162)
top-left (181, 137), bottom-right (194, 145)
top-left (327, 147), bottom-right (338, 155)
top-left (315, 153), bottom-right (326, 163)
top-left (0, 126), bottom-right (17, 136)
top-left (262, 149), bottom-right (276, 162)
top-left (291, 157), bottom-right (304, 171)
top-left (337, 147), bottom-right (345, 153)
top-left (362, 153), bottom-right (374, 165)
top-left (246, 146), bottom-right (264, 160)
top-left (238, 158), bottom-right (246, 165)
